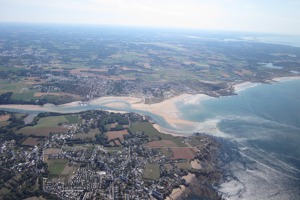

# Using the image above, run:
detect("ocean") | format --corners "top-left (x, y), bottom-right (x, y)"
top-left (177, 78), bottom-right (300, 200)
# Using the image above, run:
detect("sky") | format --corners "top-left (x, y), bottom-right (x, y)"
top-left (0, 0), bottom-right (300, 35)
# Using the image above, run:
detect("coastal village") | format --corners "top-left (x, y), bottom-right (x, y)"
top-left (0, 110), bottom-right (221, 200)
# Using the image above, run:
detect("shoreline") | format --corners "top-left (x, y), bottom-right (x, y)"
top-left (233, 81), bottom-right (261, 93)
top-left (271, 75), bottom-right (300, 82)
top-left (0, 76), bottom-right (299, 137)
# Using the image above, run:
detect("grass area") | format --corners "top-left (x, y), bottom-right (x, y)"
top-left (176, 161), bottom-right (192, 170)
top-left (22, 137), bottom-right (39, 146)
top-left (47, 159), bottom-right (68, 178)
top-left (105, 146), bottom-right (124, 152)
top-left (0, 66), bottom-right (21, 72)
top-left (71, 144), bottom-right (95, 150)
top-left (143, 163), bottom-right (160, 180)
top-left (17, 127), bottom-right (68, 137)
top-left (61, 165), bottom-right (77, 182)
top-left (160, 148), bottom-right (173, 157)
top-left (129, 122), bottom-right (186, 147)
top-left (0, 121), bottom-right (10, 127)
top-left (0, 79), bottom-right (29, 92)
top-left (11, 92), bottom-right (38, 101)
top-left (17, 115), bottom-right (69, 137)
top-left (43, 94), bottom-right (81, 104)
top-left (31, 116), bottom-right (67, 128)
top-left (65, 114), bottom-right (80, 123)
top-left (15, 113), bottom-right (27, 119)
top-left (23, 196), bottom-right (47, 200)
top-left (0, 187), bottom-right (10, 196)
top-left (73, 128), bottom-right (100, 140)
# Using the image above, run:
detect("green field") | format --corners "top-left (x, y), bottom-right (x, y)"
top-left (17, 115), bottom-right (70, 136)
top-left (0, 187), bottom-right (10, 196)
top-left (129, 122), bottom-right (186, 147)
top-left (143, 163), bottom-right (160, 180)
top-left (73, 128), bottom-right (100, 140)
top-left (47, 159), bottom-right (68, 178)
top-left (176, 161), bottom-right (192, 170)
top-left (160, 148), bottom-right (173, 157)
top-left (31, 116), bottom-right (68, 128)
top-left (11, 92), bottom-right (37, 101)
top-left (0, 79), bottom-right (27, 92)
top-left (0, 121), bottom-right (10, 127)
top-left (65, 114), bottom-right (80, 123)
top-left (0, 66), bottom-right (21, 72)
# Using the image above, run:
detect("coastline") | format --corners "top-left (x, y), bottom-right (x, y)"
top-left (0, 76), bottom-right (299, 137)
top-left (271, 76), bottom-right (300, 82)
top-left (233, 81), bottom-right (261, 93)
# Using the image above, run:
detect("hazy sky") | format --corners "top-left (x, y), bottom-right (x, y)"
top-left (1, 0), bottom-right (300, 35)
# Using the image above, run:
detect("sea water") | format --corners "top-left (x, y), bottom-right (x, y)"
top-left (177, 79), bottom-right (300, 199)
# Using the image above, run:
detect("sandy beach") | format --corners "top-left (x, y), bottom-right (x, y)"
top-left (233, 81), bottom-right (261, 93)
top-left (272, 76), bottom-right (300, 82)
top-left (92, 94), bottom-right (202, 134)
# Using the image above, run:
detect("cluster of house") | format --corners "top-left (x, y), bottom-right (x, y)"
top-left (44, 133), bottom-right (190, 200)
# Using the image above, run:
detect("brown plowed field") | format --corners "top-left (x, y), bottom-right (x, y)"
top-left (172, 148), bottom-right (195, 160)
top-left (106, 130), bottom-right (128, 140)
top-left (145, 140), bottom-right (178, 148)
top-left (22, 137), bottom-right (39, 146)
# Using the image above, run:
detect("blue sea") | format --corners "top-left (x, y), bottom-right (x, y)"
top-left (177, 79), bottom-right (300, 200)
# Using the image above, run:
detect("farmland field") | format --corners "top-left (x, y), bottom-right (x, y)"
top-left (0, 114), bottom-right (10, 121)
top-left (65, 114), bottom-right (80, 123)
top-left (61, 165), bottom-right (77, 182)
top-left (160, 148), bottom-right (173, 157)
top-left (130, 122), bottom-right (186, 147)
top-left (176, 161), bottom-right (192, 170)
top-left (0, 121), bottom-right (10, 127)
top-left (47, 159), bottom-right (68, 178)
top-left (16, 115), bottom-right (70, 136)
top-left (44, 148), bottom-right (62, 155)
top-left (22, 137), bottom-right (39, 146)
top-left (31, 116), bottom-right (68, 128)
top-left (73, 128), bottom-right (100, 140)
top-left (145, 140), bottom-right (178, 148)
top-left (106, 129), bottom-right (129, 140)
top-left (172, 148), bottom-right (195, 160)
top-left (0, 114), bottom-right (10, 127)
top-left (17, 127), bottom-right (68, 137)
top-left (11, 92), bottom-right (38, 101)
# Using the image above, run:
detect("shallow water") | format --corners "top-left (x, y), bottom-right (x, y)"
top-left (178, 79), bottom-right (300, 199)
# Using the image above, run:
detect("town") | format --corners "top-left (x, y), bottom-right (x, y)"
top-left (0, 110), bottom-right (221, 200)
